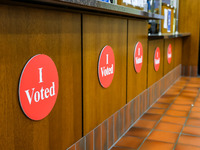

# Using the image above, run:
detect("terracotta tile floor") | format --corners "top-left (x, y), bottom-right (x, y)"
top-left (111, 77), bottom-right (200, 150)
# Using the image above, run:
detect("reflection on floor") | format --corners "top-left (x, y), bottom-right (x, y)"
top-left (111, 77), bottom-right (200, 150)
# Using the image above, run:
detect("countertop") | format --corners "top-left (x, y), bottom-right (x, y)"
top-left (2, 0), bottom-right (164, 20)
top-left (148, 33), bottom-right (191, 40)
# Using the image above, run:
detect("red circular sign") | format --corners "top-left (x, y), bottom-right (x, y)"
top-left (167, 44), bottom-right (172, 64)
top-left (98, 45), bottom-right (115, 88)
top-left (19, 54), bottom-right (59, 120)
top-left (134, 42), bottom-right (143, 73)
top-left (154, 47), bottom-right (160, 72)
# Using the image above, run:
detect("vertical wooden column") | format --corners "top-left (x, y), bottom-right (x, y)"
top-left (164, 39), bottom-right (175, 75)
top-left (83, 14), bottom-right (127, 135)
top-left (0, 5), bottom-right (82, 149)
top-left (148, 39), bottom-right (164, 87)
top-left (174, 38), bottom-right (182, 67)
top-left (127, 19), bottom-right (148, 102)
top-left (179, 0), bottom-right (200, 76)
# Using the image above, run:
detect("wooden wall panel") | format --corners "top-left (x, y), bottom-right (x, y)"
top-left (0, 5), bottom-right (82, 149)
top-left (164, 39), bottom-right (175, 75)
top-left (179, 0), bottom-right (200, 66)
top-left (127, 19), bottom-right (148, 102)
top-left (83, 14), bottom-right (127, 135)
top-left (174, 38), bottom-right (182, 67)
top-left (148, 39), bottom-right (164, 87)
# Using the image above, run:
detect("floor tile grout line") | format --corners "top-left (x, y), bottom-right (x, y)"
top-left (108, 75), bottom-right (181, 150)
top-left (155, 120), bottom-right (185, 126)
top-left (148, 107), bottom-right (168, 110)
top-left (156, 103), bottom-right (195, 106)
top-left (139, 138), bottom-right (177, 144)
top-left (173, 88), bottom-right (200, 150)
top-left (136, 78), bottom-right (187, 149)
top-left (175, 143), bottom-right (200, 148)
top-left (108, 99), bottom-right (154, 150)
top-left (164, 114), bottom-right (189, 118)
top-left (137, 79), bottom-right (190, 150)
top-left (181, 132), bottom-right (200, 138)
top-left (185, 124), bottom-right (200, 128)
top-left (140, 118), bottom-right (185, 126)
top-left (108, 82), bottom-right (173, 150)
top-left (153, 129), bottom-right (182, 134)
top-left (126, 125), bottom-right (182, 132)
top-left (113, 145), bottom-right (137, 150)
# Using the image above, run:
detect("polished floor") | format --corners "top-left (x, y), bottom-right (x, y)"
top-left (111, 77), bottom-right (200, 150)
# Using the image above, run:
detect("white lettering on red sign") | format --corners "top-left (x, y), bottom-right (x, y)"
top-left (167, 44), bottom-right (172, 64)
top-left (25, 82), bottom-right (55, 104)
top-left (38, 68), bottom-right (43, 83)
top-left (19, 54), bottom-right (59, 120)
top-left (134, 42), bottom-right (143, 73)
top-left (154, 47), bottom-right (161, 72)
top-left (98, 45), bottom-right (115, 88)
top-left (101, 64), bottom-right (114, 77)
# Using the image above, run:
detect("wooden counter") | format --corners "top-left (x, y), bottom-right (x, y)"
top-left (0, 1), bottom-right (189, 149)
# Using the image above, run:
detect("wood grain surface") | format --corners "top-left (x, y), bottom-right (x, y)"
top-left (174, 38), bottom-right (182, 67)
top-left (0, 1), bottom-right (189, 149)
top-left (127, 19), bottom-right (148, 102)
top-left (148, 39), bottom-right (164, 87)
top-left (0, 4), bottom-right (82, 149)
top-left (179, 0), bottom-right (200, 66)
top-left (164, 39), bottom-right (175, 75)
top-left (83, 14), bottom-right (127, 135)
